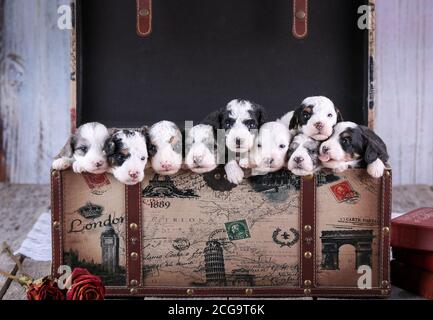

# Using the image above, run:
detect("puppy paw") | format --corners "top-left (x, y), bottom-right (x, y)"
top-left (72, 161), bottom-right (86, 174)
top-left (334, 164), bottom-right (348, 174)
top-left (225, 163), bottom-right (244, 185)
top-left (52, 158), bottom-right (71, 171)
top-left (367, 159), bottom-right (385, 178)
top-left (239, 158), bottom-right (250, 169)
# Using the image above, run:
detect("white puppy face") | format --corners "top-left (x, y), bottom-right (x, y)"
top-left (249, 122), bottom-right (291, 173)
top-left (289, 96), bottom-right (342, 141)
top-left (104, 130), bottom-right (149, 185)
top-left (185, 124), bottom-right (217, 174)
top-left (149, 121), bottom-right (183, 175)
top-left (287, 134), bottom-right (321, 176)
top-left (52, 122), bottom-right (110, 174)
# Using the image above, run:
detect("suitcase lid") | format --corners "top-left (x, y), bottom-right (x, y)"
top-left (74, 0), bottom-right (374, 129)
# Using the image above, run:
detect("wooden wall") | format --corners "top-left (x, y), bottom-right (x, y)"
top-left (376, 0), bottom-right (433, 186)
top-left (0, 0), bottom-right (71, 184)
top-left (0, 0), bottom-right (432, 186)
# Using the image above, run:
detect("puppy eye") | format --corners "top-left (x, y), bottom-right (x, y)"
top-left (279, 144), bottom-right (286, 149)
top-left (341, 137), bottom-right (350, 145)
top-left (78, 146), bottom-right (88, 153)
top-left (224, 122), bottom-right (231, 129)
top-left (302, 111), bottom-right (311, 120)
top-left (328, 113), bottom-right (333, 118)
top-left (141, 156), bottom-right (147, 161)
top-left (247, 123), bottom-right (257, 130)
top-left (257, 144), bottom-right (262, 148)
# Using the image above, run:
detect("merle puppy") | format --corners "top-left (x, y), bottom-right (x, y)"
top-left (203, 99), bottom-right (266, 184)
top-left (184, 124), bottom-right (218, 174)
top-left (52, 122), bottom-right (109, 174)
top-left (319, 122), bottom-right (389, 178)
top-left (287, 134), bottom-right (321, 176)
top-left (279, 96), bottom-right (343, 141)
top-left (147, 121), bottom-right (183, 176)
top-left (103, 129), bottom-right (149, 185)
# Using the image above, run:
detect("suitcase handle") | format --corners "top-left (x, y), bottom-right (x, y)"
top-left (136, 0), bottom-right (308, 39)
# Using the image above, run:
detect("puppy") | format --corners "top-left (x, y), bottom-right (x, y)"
top-left (185, 124), bottom-right (218, 174)
top-left (248, 122), bottom-right (291, 175)
top-left (148, 121), bottom-right (183, 176)
top-left (287, 134), bottom-right (321, 176)
top-left (279, 96), bottom-right (343, 141)
top-left (203, 99), bottom-right (266, 184)
top-left (318, 122), bottom-right (389, 178)
top-left (52, 122), bottom-right (109, 174)
top-left (103, 129), bottom-right (149, 185)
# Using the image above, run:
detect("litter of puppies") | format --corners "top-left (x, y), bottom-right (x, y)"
top-left (52, 96), bottom-right (389, 184)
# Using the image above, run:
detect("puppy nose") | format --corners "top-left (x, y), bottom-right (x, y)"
top-left (314, 122), bottom-right (324, 130)
top-left (264, 158), bottom-right (274, 165)
top-left (322, 146), bottom-right (330, 154)
top-left (294, 157), bottom-right (304, 164)
top-left (129, 171), bottom-right (139, 179)
top-left (161, 162), bottom-right (172, 170)
top-left (193, 156), bottom-right (203, 165)
top-left (94, 161), bottom-right (104, 168)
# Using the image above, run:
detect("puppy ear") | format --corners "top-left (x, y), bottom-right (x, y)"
top-left (202, 108), bottom-right (224, 129)
top-left (252, 103), bottom-right (267, 127)
top-left (289, 108), bottom-right (302, 131)
top-left (335, 107), bottom-right (344, 123)
top-left (360, 126), bottom-right (389, 165)
top-left (56, 135), bottom-right (76, 159)
top-left (103, 136), bottom-right (116, 157)
top-left (141, 126), bottom-right (157, 158)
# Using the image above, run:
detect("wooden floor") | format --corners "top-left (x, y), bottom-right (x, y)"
top-left (0, 184), bottom-right (431, 300)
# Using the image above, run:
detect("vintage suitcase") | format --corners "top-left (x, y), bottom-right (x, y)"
top-left (51, 0), bottom-right (392, 297)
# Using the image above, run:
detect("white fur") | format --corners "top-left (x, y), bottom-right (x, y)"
top-left (287, 134), bottom-right (320, 176)
top-left (367, 158), bottom-right (386, 178)
top-left (185, 124), bottom-right (217, 174)
top-left (225, 160), bottom-right (244, 184)
top-left (109, 131), bottom-right (149, 185)
top-left (52, 122), bottom-right (109, 174)
top-left (249, 122), bottom-right (291, 174)
top-left (225, 99), bottom-right (256, 153)
top-left (149, 121), bottom-right (183, 175)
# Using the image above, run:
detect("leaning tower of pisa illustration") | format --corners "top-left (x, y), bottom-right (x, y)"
top-left (204, 241), bottom-right (227, 286)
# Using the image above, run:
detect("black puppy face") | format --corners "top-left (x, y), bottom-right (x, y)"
top-left (289, 96), bottom-right (343, 141)
top-left (202, 99), bottom-right (266, 153)
top-left (319, 122), bottom-right (389, 167)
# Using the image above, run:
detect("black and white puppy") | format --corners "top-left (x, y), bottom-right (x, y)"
top-left (279, 96), bottom-right (343, 141)
top-left (148, 121), bottom-right (183, 176)
top-left (203, 99), bottom-right (266, 184)
top-left (319, 122), bottom-right (389, 178)
top-left (52, 122), bottom-right (109, 174)
top-left (103, 129), bottom-right (149, 185)
top-left (248, 122), bottom-right (291, 175)
top-left (287, 134), bottom-right (321, 176)
top-left (185, 124), bottom-right (218, 174)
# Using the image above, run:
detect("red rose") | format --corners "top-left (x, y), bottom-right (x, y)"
top-left (66, 268), bottom-right (105, 300)
top-left (26, 277), bottom-right (65, 301)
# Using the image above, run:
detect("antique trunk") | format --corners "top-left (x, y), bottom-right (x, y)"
top-left (51, 0), bottom-right (392, 297)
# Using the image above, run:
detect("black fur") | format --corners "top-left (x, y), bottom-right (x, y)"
top-left (103, 132), bottom-right (131, 167)
top-left (339, 125), bottom-right (389, 166)
top-left (142, 126), bottom-right (157, 158)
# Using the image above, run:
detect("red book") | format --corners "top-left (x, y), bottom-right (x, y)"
top-left (392, 247), bottom-right (433, 273)
top-left (391, 260), bottom-right (433, 300)
top-left (391, 208), bottom-right (433, 251)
